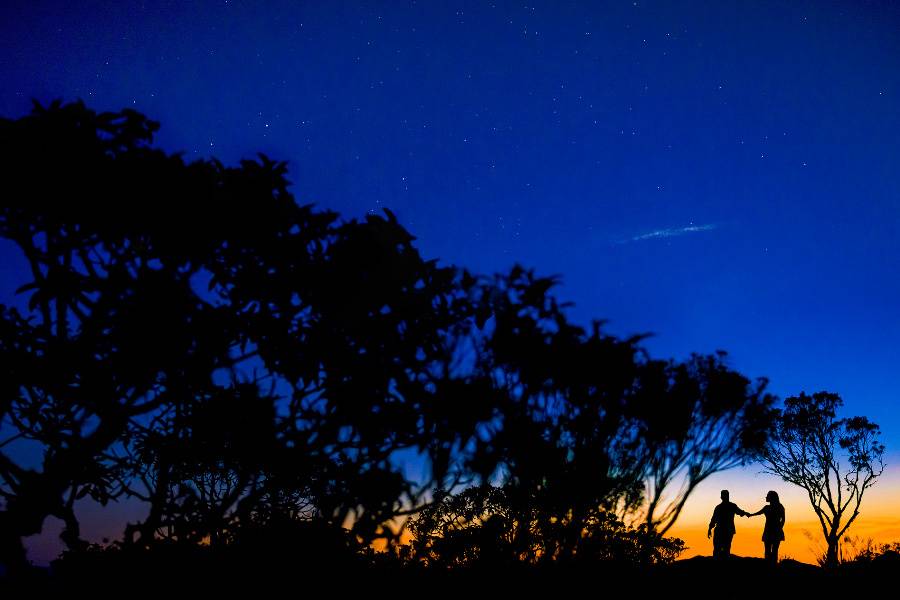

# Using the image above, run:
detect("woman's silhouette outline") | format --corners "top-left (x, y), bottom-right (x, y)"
top-left (746, 490), bottom-right (786, 565)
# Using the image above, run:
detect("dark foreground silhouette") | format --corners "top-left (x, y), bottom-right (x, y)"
top-left (0, 100), bottom-right (772, 573)
top-left (3, 549), bottom-right (900, 597)
top-left (0, 100), bottom-right (888, 587)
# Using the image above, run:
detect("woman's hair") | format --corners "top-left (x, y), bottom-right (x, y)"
top-left (766, 490), bottom-right (780, 503)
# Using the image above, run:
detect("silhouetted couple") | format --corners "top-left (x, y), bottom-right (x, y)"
top-left (708, 490), bottom-right (785, 564)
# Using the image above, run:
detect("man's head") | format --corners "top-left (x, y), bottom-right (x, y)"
top-left (720, 490), bottom-right (730, 501)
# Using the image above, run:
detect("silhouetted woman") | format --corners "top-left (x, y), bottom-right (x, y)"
top-left (747, 490), bottom-right (785, 565)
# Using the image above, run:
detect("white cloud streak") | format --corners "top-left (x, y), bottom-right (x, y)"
top-left (625, 223), bottom-right (718, 243)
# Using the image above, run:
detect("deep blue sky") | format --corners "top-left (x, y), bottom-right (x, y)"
top-left (2, 0), bottom-right (900, 559)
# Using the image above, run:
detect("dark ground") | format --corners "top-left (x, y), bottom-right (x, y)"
top-left (3, 553), bottom-right (899, 598)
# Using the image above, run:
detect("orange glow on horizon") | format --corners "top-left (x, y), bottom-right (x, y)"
top-left (366, 464), bottom-right (900, 564)
top-left (668, 463), bottom-right (900, 564)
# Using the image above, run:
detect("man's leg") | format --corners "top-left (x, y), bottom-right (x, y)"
top-left (722, 533), bottom-right (734, 557)
top-left (713, 530), bottom-right (729, 558)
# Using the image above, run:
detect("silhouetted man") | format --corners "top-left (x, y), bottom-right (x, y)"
top-left (707, 490), bottom-right (748, 558)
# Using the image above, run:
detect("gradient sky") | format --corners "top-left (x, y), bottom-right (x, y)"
top-left (2, 0), bottom-right (900, 564)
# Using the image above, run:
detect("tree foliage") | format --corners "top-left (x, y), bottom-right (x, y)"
top-left (761, 391), bottom-right (885, 567)
top-left (0, 101), bottom-right (779, 573)
top-left (634, 352), bottom-right (775, 536)
top-left (409, 485), bottom-right (686, 567)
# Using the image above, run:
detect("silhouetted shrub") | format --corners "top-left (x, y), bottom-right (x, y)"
top-left (409, 485), bottom-right (684, 567)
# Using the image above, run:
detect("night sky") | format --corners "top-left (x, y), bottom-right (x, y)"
top-left (3, 0), bottom-right (900, 562)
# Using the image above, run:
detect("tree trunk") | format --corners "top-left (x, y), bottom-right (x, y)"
top-left (0, 512), bottom-right (29, 574)
top-left (824, 534), bottom-right (840, 568)
top-left (57, 504), bottom-right (88, 553)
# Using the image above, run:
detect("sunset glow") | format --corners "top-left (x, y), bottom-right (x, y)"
top-left (670, 464), bottom-right (900, 563)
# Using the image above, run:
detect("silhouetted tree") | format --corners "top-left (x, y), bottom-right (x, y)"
top-left (0, 100), bottom-right (778, 575)
top-left (461, 267), bottom-right (652, 560)
top-left (0, 100), bottom-right (258, 568)
top-left (633, 352), bottom-right (775, 537)
top-left (267, 212), bottom-right (483, 545)
top-left (0, 100), bottom-right (489, 566)
top-left (456, 270), bottom-right (774, 557)
top-left (760, 391), bottom-right (885, 567)
top-left (115, 380), bottom-right (291, 547)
